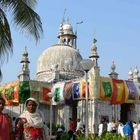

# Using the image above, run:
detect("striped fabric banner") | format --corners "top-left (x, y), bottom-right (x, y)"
top-left (100, 77), bottom-right (112, 100)
top-left (111, 79), bottom-right (125, 104)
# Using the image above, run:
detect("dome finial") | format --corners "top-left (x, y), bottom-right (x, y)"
top-left (93, 38), bottom-right (97, 44)
top-left (108, 61), bottom-right (118, 79)
top-left (111, 61), bottom-right (116, 72)
top-left (62, 8), bottom-right (66, 23)
top-left (66, 17), bottom-right (70, 24)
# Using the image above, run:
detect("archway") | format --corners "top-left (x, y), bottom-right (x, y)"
top-left (120, 103), bottom-right (134, 124)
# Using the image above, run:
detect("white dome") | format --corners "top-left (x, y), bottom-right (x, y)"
top-left (36, 44), bottom-right (84, 81)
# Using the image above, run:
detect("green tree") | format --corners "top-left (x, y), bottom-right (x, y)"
top-left (0, 0), bottom-right (43, 80)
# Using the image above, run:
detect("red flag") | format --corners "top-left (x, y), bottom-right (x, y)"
top-left (42, 87), bottom-right (51, 101)
top-left (111, 79), bottom-right (125, 104)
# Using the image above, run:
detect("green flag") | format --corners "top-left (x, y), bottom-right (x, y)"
top-left (102, 81), bottom-right (112, 97)
top-left (54, 87), bottom-right (60, 102)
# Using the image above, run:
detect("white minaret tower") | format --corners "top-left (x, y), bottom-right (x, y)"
top-left (88, 38), bottom-right (100, 134)
top-left (18, 47), bottom-right (30, 81)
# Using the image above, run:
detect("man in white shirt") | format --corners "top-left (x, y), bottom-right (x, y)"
top-left (76, 118), bottom-right (83, 132)
top-left (98, 121), bottom-right (103, 136)
top-left (107, 121), bottom-right (112, 132)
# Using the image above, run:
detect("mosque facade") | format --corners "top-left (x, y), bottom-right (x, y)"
top-left (1, 19), bottom-right (140, 134)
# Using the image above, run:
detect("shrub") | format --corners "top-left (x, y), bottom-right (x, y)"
top-left (59, 131), bottom-right (128, 140)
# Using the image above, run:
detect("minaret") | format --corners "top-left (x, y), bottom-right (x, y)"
top-left (18, 47), bottom-right (30, 81)
top-left (133, 66), bottom-right (140, 83)
top-left (88, 38), bottom-right (100, 134)
top-left (89, 38), bottom-right (99, 66)
top-left (108, 61), bottom-right (118, 79)
top-left (128, 67), bottom-right (133, 81)
top-left (89, 38), bottom-right (100, 94)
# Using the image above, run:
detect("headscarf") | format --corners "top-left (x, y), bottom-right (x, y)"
top-left (19, 98), bottom-right (44, 128)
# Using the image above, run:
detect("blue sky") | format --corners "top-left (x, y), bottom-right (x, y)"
top-left (1, 0), bottom-right (140, 84)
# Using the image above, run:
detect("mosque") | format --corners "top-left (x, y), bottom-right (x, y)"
top-left (0, 18), bottom-right (140, 134)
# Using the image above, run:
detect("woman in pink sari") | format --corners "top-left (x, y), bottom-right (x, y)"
top-left (0, 97), bottom-right (13, 140)
top-left (14, 98), bottom-right (48, 140)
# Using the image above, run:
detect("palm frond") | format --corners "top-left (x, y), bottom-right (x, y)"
top-left (0, 8), bottom-right (13, 64)
top-left (10, 0), bottom-right (43, 42)
top-left (22, 0), bottom-right (37, 8)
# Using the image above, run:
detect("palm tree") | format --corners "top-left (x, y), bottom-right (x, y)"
top-left (0, 0), bottom-right (43, 81)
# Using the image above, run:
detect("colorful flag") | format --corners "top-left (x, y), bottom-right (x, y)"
top-left (63, 81), bottom-right (73, 105)
top-left (52, 83), bottom-right (65, 105)
top-left (63, 81), bottom-right (73, 99)
top-left (0, 81), bottom-right (19, 105)
top-left (125, 80), bottom-right (136, 100)
top-left (42, 87), bottom-right (51, 102)
top-left (111, 79), bottom-right (125, 104)
top-left (72, 82), bottom-right (80, 100)
top-left (54, 87), bottom-right (60, 102)
top-left (80, 80), bottom-right (89, 99)
top-left (124, 81), bottom-right (135, 103)
top-left (100, 77), bottom-right (112, 100)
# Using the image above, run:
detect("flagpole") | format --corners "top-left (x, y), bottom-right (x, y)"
top-left (49, 98), bottom-right (52, 140)
top-left (80, 59), bottom-right (94, 138)
top-left (48, 80), bottom-right (55, 140)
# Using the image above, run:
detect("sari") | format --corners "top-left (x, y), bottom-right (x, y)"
top-left (14, 98), bottom-right (48, 140)
top-left (0, 113), bottom-right (12, 140)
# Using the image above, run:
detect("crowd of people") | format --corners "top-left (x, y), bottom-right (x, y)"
top-left (1, 96), bottom-right (140, 140)
top-left (0, 96), bottom-right (84, 140)
top-left (98, 118), bottom-right (140, 140)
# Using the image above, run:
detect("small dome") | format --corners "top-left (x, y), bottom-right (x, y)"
top-left (63, 23), bottom-right (73, 31)
top-left (36, 44), bottom-right (84, 81)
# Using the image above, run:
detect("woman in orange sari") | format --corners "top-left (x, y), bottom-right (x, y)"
top-left (0, 97), bottom-right (13, 140)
